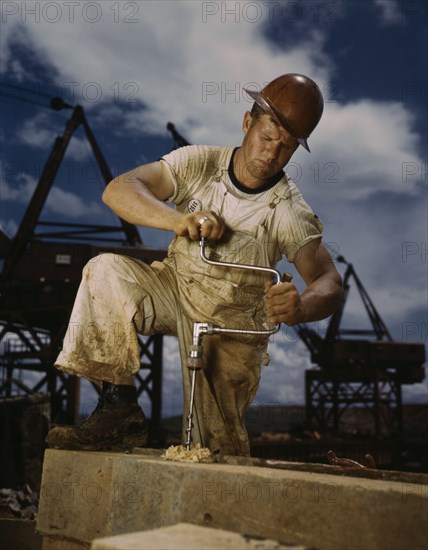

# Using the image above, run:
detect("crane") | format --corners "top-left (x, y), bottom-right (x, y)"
top-left (0, 88), bottom-right (166, 425)
top-left (296, 256), bottom-right (425, 435)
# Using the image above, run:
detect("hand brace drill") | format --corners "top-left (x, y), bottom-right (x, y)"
top-left (185, 237), bottom-right (292, 450)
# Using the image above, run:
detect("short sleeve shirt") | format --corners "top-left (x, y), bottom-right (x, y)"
top-left (161, 145), bottom-right (322, 264)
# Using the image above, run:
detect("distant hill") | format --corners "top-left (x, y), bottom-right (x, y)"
top-left (160, 404), bottom-right (428, 439)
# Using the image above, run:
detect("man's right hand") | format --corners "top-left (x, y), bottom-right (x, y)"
top-left (103, 162), bottom-right (225, 241)
top-left (176, 210), bottom-right (225, 241)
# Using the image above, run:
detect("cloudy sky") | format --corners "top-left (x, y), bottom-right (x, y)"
top-left (1, 0), bottom-right (427, 418)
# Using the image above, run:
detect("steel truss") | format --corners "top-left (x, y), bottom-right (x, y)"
top-left (305, 368), bottom-right (403, 436)
top-left (297, 257), bottom-right (424, 437)
top-left (1, 100), bottom-right (166, 425)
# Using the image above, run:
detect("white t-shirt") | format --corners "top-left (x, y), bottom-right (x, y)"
top-left (160, 145), bottom-right (322, 326)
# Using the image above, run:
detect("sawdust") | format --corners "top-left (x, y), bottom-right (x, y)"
top-left (161, 443), bottom-right (214, 463)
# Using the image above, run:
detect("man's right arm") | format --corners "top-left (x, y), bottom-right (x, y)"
top-left (102, 161), bottom-right (224, 240)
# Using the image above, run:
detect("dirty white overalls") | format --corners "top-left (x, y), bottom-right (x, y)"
top-left (55, 145), bottom-right (322, 456)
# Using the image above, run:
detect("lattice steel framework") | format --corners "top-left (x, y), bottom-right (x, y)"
top-left (0, 99), bottom-right (166, 424)
top-left (305, 369), bottom-right (403, 436)
top-left (298, 257), bottom-right (425, 437)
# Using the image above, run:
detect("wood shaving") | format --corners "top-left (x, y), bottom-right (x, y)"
top-left (161, 443), bottom-right (214, 463)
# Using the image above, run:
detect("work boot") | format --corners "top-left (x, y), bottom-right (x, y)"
top-left (45, 382), bottom-right (148, 451)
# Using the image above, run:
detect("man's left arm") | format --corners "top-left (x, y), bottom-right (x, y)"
top-left (265, 239), bottom-right (344, 325)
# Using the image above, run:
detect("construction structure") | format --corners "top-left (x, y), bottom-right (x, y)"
top-left (0, 94), bottom-right (166, 426)
top-left (296, 255), bottom-right (425, 436)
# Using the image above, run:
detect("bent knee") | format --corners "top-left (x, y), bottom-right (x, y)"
top-left (83, 253), bottom-right (131, 277)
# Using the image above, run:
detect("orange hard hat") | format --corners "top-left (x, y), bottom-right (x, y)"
top-left (245, 73), bottom-right (324, 152)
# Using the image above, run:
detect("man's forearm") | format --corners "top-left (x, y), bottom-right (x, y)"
top-left (102, 175), bottom-right (182, 231)
top-left (300, 272), bottom-right (344, 323)
top-left (102, 167), bottom-right (225, 241)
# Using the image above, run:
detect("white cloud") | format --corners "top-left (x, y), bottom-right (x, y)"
top-left (298, 99), bottom-right (423, 200)
top-left (8, 59), bottom-right (28, 82)
top-left (1, 171), bottom-right (101, 218)
top-left (16, 116), bottom-right (54, 149)
top-left (65, 136), bottom-right (92, 162)
top-left (16, 112), bottom-right (92, 161)
top-left (161, 336), bottom-right (184, 418)
top-left (1, 172), bottom-right (37, 200)
top-left (256, 339), bottom-right (313, 406)
top-left (46, 186), bottom-right (102, 217)
top-left (1, 2), bottom-right (330, 142)
top-left (2, 3), bottom-right (423, 199)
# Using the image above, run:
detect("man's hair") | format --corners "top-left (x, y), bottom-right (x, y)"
top-left (249, 102), bottom-right (265, 126)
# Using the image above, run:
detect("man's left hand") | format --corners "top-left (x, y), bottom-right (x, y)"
top-left (264, 282), bottom-right (306, 325)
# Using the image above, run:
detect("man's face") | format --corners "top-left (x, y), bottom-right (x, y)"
top-left (238, 112), bottom-right (299, 187)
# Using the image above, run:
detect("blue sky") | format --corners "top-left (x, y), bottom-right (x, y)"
top-left (1, 0), bottom-right (427, 417)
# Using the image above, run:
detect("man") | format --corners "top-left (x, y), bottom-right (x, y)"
top-left (46, 73), bottom-right (343, 456)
